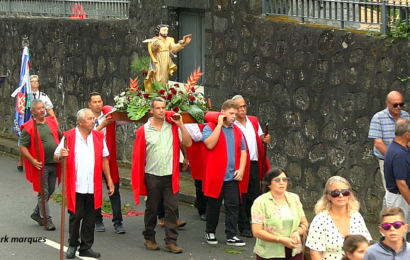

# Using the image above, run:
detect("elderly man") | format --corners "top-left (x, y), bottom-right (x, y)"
top-left (55, 108), bottom-right (114, 259)
top-left (19, 99), bottom-right (61, 231)
top-left (17, 75), bottom-right (58, 172)
top-left (131, 97), bottom-right (192, 254)
top-left (369, 91), bottom-right (410, 204)
top-left (88, 92), bottom-right (125, 234)
top-left (384, 118), bottom-right (410, 234)
top-left (232, 95), bottom-right (271, 238)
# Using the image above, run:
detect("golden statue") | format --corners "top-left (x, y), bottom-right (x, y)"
top-left (144, 24), bottom-right (192, 93)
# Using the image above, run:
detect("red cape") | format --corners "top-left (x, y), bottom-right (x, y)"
top-left (102, 106), bottom-right (120, 183)
top-left (131, 111), bottom-right (181, 206)
top-left (247, 116), bottom-right (271, 180)
top-left (186, 124), bottom-right (208, 181)
top-left (203, 112), bottom-right (249, 199)
top-left (21, 117), bottom-right (61, 193)
top-left (64, 128), bottom-right (104, 213)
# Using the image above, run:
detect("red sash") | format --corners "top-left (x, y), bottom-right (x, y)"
top-left (131, 111), bottom-right (181, 206)
top-left (186, 124), bottom-right (208, 181)
top-left (64, 129), bottom-right (104, 213)
top-left (21, 117), bottom-right (61, 193)
top-left (203, 112), bottom-right (248, 198)
top-left (247, 116), bottom-right (271, 180)
top-left (102, 106), bottom-right (120, 183)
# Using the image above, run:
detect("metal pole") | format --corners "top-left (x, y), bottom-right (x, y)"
top-left (381, 0), bottom-right (389, 36)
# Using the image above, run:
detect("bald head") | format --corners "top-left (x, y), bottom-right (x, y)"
top-left (386, 91), bottom-right (403, 102)
top-left (385, 91), bottom-right (404, 118)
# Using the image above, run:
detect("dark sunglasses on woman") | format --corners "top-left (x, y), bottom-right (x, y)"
top-left (329, 189), bottom-right (350, 198)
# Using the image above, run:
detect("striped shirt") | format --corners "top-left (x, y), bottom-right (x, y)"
top-left (368, 108), bottom-right (410, 159)
top-left (144, 118), bottom-right (181, 176)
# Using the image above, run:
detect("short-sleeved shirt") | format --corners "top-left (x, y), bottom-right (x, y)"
top-left (20, 121), bottom-right (61, 164)
top-left (33, 91), bottom-right (54, 116)
top-left (203, 124), bottom-right (245, 181)
top-left (368, 108), bottom-right (410, 159)
top-left (306, 211), bottom-right (372, 260)
top-left (384, 141), bottom-right (410, 192)
top-left (144, 118), bottom-right (182, 177)
top-left (54, 128), bottom-right (109, 194)
top-left (364, 237), bottom-right (410, 260)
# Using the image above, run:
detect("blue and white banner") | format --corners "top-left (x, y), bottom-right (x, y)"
top-left (11, 47), bottom-right (32, 138)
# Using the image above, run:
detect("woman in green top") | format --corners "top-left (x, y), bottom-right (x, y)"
top-left (251, 167), bottom-right (309, 260)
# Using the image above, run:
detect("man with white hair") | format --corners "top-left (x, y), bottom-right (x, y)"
top-left (232, 95), bottom-right (271, 238)
top-left (55, 108), bottom-right (114, 259)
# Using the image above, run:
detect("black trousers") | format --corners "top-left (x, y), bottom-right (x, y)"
top-left (95, 181), bottom-right (123, 225)
top-left (68, 193), bottom-right (95, 251)
top-left (205, 181), bottom-right (239, 238)
top-left (238, 161), bottom-right (260, 233)
top-left (194, 179), bottom-right (208, 215)
top-left (143, 173), bottom-right (179, 244)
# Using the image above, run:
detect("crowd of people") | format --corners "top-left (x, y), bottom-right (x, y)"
top-left (17, 80), bottom-right (410, 259)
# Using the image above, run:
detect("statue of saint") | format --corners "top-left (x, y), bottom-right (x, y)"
top-left (144, 24), bottom-right (191, 93)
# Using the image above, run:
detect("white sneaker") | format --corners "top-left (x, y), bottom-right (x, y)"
top-left (226, 236), bottom-right (246, 246)
top-left (205, 233), bottom-right (218, 245)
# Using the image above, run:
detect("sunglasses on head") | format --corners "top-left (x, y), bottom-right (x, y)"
top-left (380, 221), bottom-right (405, 230)
top-left (389, 102), bottom-right (405, 108)
top-left (329, 189), bottom-right (350, 198)
top-left (273, 177), bottom-right (289, 183)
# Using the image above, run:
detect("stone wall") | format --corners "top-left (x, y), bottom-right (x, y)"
top-left (205, 0), bottom-right (410, 221)
top-left (0, 0), bottom-right (409, 220)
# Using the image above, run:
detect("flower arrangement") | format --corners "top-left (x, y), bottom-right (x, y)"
top-left (114, 68), bottom-right (208, 123)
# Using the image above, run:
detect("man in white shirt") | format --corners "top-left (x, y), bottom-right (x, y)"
top-left (232, 95), bottom-right (271, 238)
top-left (54, 108), bottom-right (114, 259)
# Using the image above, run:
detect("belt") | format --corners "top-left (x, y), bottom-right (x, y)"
top-left (379, 158), bottom-right (384, 161)
top-left (389, 190), bottom-right (401, 195)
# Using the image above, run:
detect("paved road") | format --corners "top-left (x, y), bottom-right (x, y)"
top-left (0, 154), bottom-right (257, 260)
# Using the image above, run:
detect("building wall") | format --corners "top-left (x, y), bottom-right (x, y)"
top-left (0, 0), bottom-right (409, 220)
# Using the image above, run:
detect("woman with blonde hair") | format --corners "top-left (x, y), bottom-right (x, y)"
top-left (306, 176), bottom-right (372, 260)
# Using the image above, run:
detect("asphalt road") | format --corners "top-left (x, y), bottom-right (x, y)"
top-left (0, 154), bottom-right (257, 260)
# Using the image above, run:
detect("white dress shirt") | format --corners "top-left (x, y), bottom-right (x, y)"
top-left (185, 123), bottom-right (203, 142)
top-left (234, 116), bottom-right (263, 161)
top-left (55, 127), bottom-right (109, 194)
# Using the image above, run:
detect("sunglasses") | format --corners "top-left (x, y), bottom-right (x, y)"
top-left (380, 221), bottom-right (405, 230)
top-left (329, 189), bottom-right (350, 198)
top-left (273, 177), bottom-right (289, 183)
top-left (389, 102), bottom-right (405, 108)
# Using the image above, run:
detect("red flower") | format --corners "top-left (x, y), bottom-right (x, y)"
top-left (159, 89), bottom-right (166, 95)
top-left (167, 94), bottom-right (173, 100)
top-left (173, 106), bottom-right (180, 112)
top-left (127, 96), bottom-right (131, 101)
top-left (137, 93), bottom-right (142, 96)
top-left (161, 95), bottom-right (167, 100)
top-left (144, 94), bottom-right (150, 99)
top-left (170, 88), bottom-right (177, 95)
top-left (191, 87), bottom-right (196, 93)
top-left (189, 96), bottom-right (195, 102)
top-left (174, 83), bottom-right (179, 87)
top-left (178, 91), bottom-right (184, 95)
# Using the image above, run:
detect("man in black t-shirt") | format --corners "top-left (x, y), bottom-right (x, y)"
top-left (384, 118), bottom-right (410, 234)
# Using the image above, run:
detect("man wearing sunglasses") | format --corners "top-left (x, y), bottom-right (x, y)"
top-left (364, 206), bottom-right (410, 259)
top-left (384, 118), bottom-right (410, 231)
top-left (369, 91), bottom-right (410, 205)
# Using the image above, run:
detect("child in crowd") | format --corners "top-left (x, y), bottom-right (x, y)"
top-left (364, 206), bottom-right (410, 260)
top-left (341, 235), bottom-right (369, 260)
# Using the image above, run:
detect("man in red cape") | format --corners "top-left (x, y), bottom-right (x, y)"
top-left (55, 108), bottom-right (114, 259)
top-left (131, 97), bottom-right (192, 254)
top-left (202, 100), bottom-right (248, 247)
top-left (232, 95), bottom-right (271, 238)
top-left (88, 92), bottom-right (125, 234)
top-left (19, 99), bottom-right (61, 231)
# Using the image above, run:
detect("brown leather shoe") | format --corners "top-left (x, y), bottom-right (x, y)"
top-left (177, 220), bottom-right (186, 228)
top-left (165, 243), bottom-right (182, 254)
top-left (144, 239), bottom-right (160, 250)
top-left (158, 218), bottom-right (165, 227)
